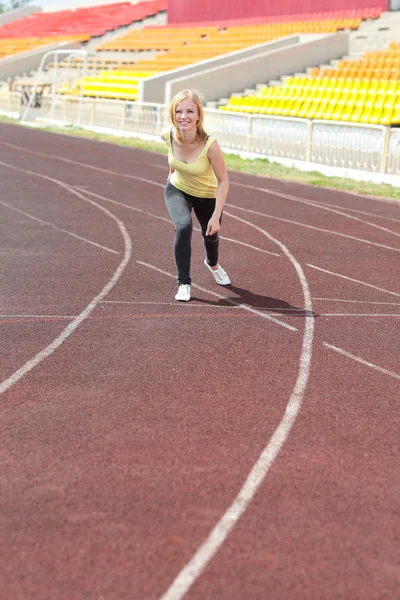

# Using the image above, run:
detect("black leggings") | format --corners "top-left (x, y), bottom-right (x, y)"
top-left (165, 181), bottom-right (220, 285)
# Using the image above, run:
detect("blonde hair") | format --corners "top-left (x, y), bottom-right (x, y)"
top-left (169, 89), bottom-right (207, 146)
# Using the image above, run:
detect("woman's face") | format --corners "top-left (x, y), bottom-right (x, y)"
top-left (175, 98), bottom-right (199, 134)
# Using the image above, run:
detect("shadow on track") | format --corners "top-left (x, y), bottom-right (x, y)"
top-left (192, 284), bottom-right (319, 318)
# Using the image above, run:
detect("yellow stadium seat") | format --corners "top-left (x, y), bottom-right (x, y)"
top-left (375, 98), bottom-right (392, 124)
top-left (390, 93), bottom-right (400, 124)
top-left (350, 93), bottom-right (366, 122)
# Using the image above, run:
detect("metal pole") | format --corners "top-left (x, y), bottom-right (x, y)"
top-left (48, 53), bottom-right (59, 120)
top-left (21, 51), bottom-right (49, 122)
top-left (380, 126), bottom-right (391, 174)
top-left (77, 51), bottom-right (88, 127)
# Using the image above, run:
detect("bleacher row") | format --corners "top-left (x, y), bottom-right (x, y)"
top-left (0, 0), bottom-right (167, 57)
top-left (0, 35), bottom-right (89, 59)
top-left (58, 9), bottom-right (384, 102)
top-left (221, 41), bottom-right (400, 125)
top-left (164, 7), bottom-right (382, 28)
top-left (1, 3), bottom-right (399, 126)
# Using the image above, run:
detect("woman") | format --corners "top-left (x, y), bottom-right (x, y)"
top-left (161, 89), bottom-right (231, 302)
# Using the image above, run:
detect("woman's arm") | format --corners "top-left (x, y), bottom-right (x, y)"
top-left (206, 141), bottom-right (229, 236)
top-left (160, 131), bottom-right (175, 181)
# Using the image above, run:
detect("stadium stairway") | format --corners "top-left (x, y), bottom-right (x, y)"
top-left (350, 10), bottom-right (400, 55)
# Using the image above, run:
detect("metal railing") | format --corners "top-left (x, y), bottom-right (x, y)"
top-left (386, 129), bottom-right (400, 176)
top-left (37, 95), bottom-right (400, 178)
top-left (310, 120), bottom-right (388, 173)
top-left (21, 49), bottom-right (88, 124)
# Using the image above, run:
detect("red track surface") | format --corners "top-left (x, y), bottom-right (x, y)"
top-left (1, 123), bottom-right (399, 600)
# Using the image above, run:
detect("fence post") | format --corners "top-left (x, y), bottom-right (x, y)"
top-left (153, 104), bottom-right (160, 136)
top-left (90, 99), bottom-right (96, 126)
top-left (380, 126), bottom-right (391, 174)
top-left (120, 101), bottom-right (126, 130)
top-left (247, 115), bottom-right (253, 154)
top-left (306, 120), bottom-right (313, 163)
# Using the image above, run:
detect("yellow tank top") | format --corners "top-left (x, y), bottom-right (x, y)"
top-left (162, 126), bottom-right (218, 198)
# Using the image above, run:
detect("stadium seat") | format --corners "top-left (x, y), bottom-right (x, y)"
top-left (55, 7), bottom-right (383, 104)
top-left (220, 31), bottom-right (400, 126)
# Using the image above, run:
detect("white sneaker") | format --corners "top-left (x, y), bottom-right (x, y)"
top-left (204, 258), bottom-right (231, 285)
top-left (175, 284), bottom-right (191, 301)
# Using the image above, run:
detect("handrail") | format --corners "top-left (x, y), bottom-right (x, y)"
top-left (21, 49), bottom-right (87, 124)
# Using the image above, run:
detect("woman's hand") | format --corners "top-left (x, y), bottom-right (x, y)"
top-left (206, 214), bottom-right (221, 236)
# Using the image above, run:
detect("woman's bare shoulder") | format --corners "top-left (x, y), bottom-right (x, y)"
top-left (160, 126), bottom-right (172, 142)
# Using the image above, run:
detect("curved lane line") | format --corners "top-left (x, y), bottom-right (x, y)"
top-left (2, 141), bottom-right (397, 254)
top-left (75, 187), bottom-right (281, 258)
top-left (0, 161), bottom-right (132, 395)
top-left (278, 195), bottom-right (400, 226)
top-left (230, 174), bottom-right (400, 207)
top-left (324, 344), bottom-right (400, 380)
top-left (3, 138), bottom-right (400, 217)
top-left (231, 180), bottom-right (400, 227)
top-left (226, 203), bottom-right (400, 253)
top-left (0, 140), bottom-right (167, 171)
top-left (307, 264), bottom-right (400, 298)
top-left (159, 210), bottom-right (315, 600)
top-left (313, 298), bottom-right (400, 305)
top-left (0, 199), bottom-right (119, 254)
top-left (136, 261), bottom-right (297, 332)
top-left (255, 189), bottom-right (400, 238)
top-left (0, 140), bottom-right (166, 185)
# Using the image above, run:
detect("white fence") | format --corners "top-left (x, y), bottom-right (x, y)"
top-left (0, 91), bottom-right (21, 116)
top-left (38, 95), bottom-right (400, 177)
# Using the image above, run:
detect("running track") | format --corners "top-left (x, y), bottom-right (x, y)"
top-left (1, 122), bottom-right (399, 600)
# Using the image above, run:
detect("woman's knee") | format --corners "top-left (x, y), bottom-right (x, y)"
top-left (175, 219), bottom-right (192, 237)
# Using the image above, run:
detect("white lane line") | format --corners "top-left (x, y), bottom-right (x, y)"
top-left (136, 262), bottom-right (297, 332)
top-left (0, 314), bottom-right (75, 319)
top-left (7, 141), bottom-right (397, 255)
top-left (0, 140), bottom-right (167, 172)
top-left (269, 190), bottom-right (400, 238)
top-left (319, 313), bottom-right (400, 317)
top-left (76, 187), bottom-right (280, 258)
top-left (313, 298), bottom-right (400, 305)
top-left (231, 181), bottom-right (400, 231)
top-left (102, 300), bottom-right (240, 308)
top-left (231, 177), bottom-right (400, 207)
top-left (159, 214), bottom-right (315, 600)
top-left (101, 301), bottom-right (306, 312)
top-left (217, 235), bottom-right (280, 257)
top-left (0, 200), bottom-right (118, 254)
top-left (308, 265), bottom-right (400, 298)
top-left (286, 196), bottom-right (400, 225)
top-left (4, 137), bottom-right (399, 219)
top-left (0, 162), bottom-right (132, 395)
top-left (226, 202), bottom-right (400, 254)
top-left (324, 343), bottom-right (400, 380)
